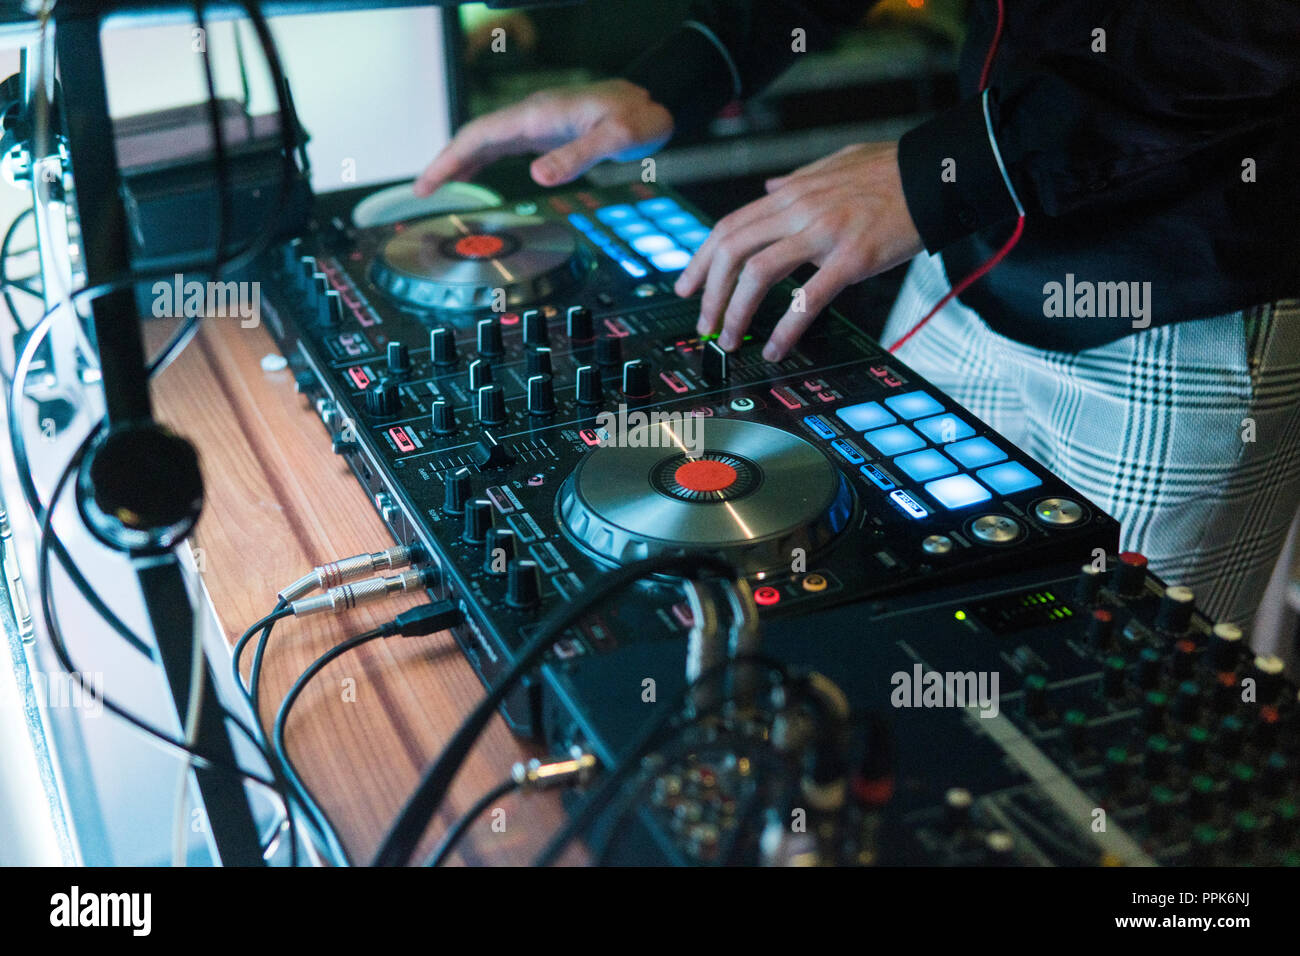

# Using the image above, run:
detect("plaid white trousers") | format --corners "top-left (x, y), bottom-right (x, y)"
top-left (882, 252), bottom-right (1300, 631)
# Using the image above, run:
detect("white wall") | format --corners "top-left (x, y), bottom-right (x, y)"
top-left (99, 7), bottom-right (452, 191)
top-left (0, 7), bottom-right (452, 230)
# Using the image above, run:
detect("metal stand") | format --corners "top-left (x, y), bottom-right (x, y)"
top-left (52, 6), bottom-right (264, 866)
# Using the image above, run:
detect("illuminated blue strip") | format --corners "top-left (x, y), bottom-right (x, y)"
top-left (860, 464), bottom-right (895, 491)
top-left (803, 415), bottom-right (836, 440)
top-left (889, 489), bottom-right (929, 519)
top-left (830, 439), bottom-right (866, 465)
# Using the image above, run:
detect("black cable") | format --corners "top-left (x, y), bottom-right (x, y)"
top-left (269, 601), bottom-right (464, 867)
top-left (424, 777), bottom-right (520, 867)
top-left (37, 428), bottom-right (317, 868)
top-left (1, 207), bottom-right (36, 329)
top-left (271, 627), bottom-right (388, 868)
top-left (37, 427), bottom-right (280, 789)
top-left (371, 553), bottom-right (740, 868)
top-left (247, 602), bottom-right (287, 722)
top-left (232, 602), bottom-right (290, 705)
top-left (231, 601), bottom-right (329, 863)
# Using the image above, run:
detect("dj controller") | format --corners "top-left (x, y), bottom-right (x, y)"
top-left (259, 181), bottom-right (1299, 865)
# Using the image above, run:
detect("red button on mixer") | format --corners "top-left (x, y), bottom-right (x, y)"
top-left (754, 586), bottom-right (782, 606)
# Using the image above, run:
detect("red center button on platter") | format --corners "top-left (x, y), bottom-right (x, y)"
top-left (453, 234), bottom-right (506, 259)
top-left (753, 586), bottom-right (782, 606)
top-left (674, 459), bottom-right (738, 494)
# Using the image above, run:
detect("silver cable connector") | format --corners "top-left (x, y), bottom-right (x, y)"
top-left (278, 544), bottom-right (420, 602)
top-left (511, 747), bottom-right (598, 792)
top-left (289, 567), bottom-right (430, 617)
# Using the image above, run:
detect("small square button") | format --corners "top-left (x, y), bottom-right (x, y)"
top-left (636, 198), bottom-right (680, 217)
top-left (915, 414), bottom-right (974, 444)
top-left (924, 473), bottom-right (992, 510)
top-left (614, 221), bottom-right (655, 239)
top-left (884, 390), bottom-right (944, 420)
top-left (893, 448), bottom-right (958, 482)
top-left (650, 249), bottom-right (691, 272)
top-left (976, 461), bottom-right (1042, 495)
top-left (630, 233), bottom-right (677, 255)
top-left (836, 401), bottom-right (896, 432)
top-left (946, 437), bottom-right (1007, 469)
top-left (595, 204), bottom-right (638, 223)
top-left (863, 424), bottom-right (925, 456)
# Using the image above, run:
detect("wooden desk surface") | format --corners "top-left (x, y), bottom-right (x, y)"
top-left (152, 317), bottom-right (581, 866)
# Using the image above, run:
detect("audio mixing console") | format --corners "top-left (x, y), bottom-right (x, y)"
top-left (263, 182), bottom-right (1120, 736)
top-left (542, 558), bottom-right (1300, 866)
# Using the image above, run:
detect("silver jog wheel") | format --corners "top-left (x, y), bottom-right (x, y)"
top-left (368, 210), bottom-right (587, 312)
top-left (558, 417), bottom-right (851, 572)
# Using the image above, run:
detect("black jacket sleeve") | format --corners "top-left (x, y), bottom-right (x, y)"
top-left (621, 0), bottom-right (866, 135)
top-left (898, 0), bottom-right (1300, 253)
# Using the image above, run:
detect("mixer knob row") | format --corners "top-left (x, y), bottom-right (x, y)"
top-left (463, 498), bottom-right (493, 543)
top-left (527, 346), bottom-right (553, 377)
top-left (387, 341), bottom-right (410, 377)
top-left (432, 399), bottom-right (457, 435)
top-left (567, 305), bottom-right (593, 341)
top-left (431, 326), bottom-right (457, 366)
top-left (622, 359), bottom-right (652, 399)
top-left (528, 374), bottom-right (556, 416)
top-left (441, 467), bottom-right (540, 607)
top-left (443, 466), bottom-right (471, 514)
top-left (522, 309), bottom-right (548, 346)
top-left (597, 334), bottom-right (623, 368)
top-left (477, 384), bottom-right (507, 425)
top-left (365, 378), bottom-right (402, 417)
top-left (477, 317), bottom-right (504, 356)
top-left (575, 364), bottom-right (603, 406)
top-left (468, 358), bottom-right (493, 392)
top-left (507, 558), bottom-right (541, 607)
top-left (1155, 585), bottom-right (1195, 634)
top-left (484, 527), bottom-right (516, 575)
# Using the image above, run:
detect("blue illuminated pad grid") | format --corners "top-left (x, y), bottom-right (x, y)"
top-left (914, 414), bottom-right (974, 444)
top-left (884, 390), bottom-right (944, 420)
top-left (976, 461), bottom-right (1042, 494)
top-left (836, 401), bottom-right (896, 432)
top-left (946, 437), bottom-right (1007, 469)
top-left (578, 198), bottom-right (706, 274)
top-left (924, 474), bottom-right (992, 510)
top-left (863, 424), bottom-right (925, 456)
top-left (819, 389), bottom-right (1045, 512)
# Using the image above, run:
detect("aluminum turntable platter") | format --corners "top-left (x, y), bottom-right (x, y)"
top-left (369, 210), bottom-right (588, 311)
top-left (558, 417), bottom-right (851, 572)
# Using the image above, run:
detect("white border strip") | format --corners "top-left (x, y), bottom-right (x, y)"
top-left (982, 89), bottom-right (1025, 217)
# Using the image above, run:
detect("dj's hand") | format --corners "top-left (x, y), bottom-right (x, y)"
top-left (676, 142), bottom-right (923, 362)
top-left (414, 79), bottom-right (674, 196)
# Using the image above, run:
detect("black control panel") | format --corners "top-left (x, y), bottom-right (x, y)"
top-left (265, 182), bottom-right (1119, 737)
